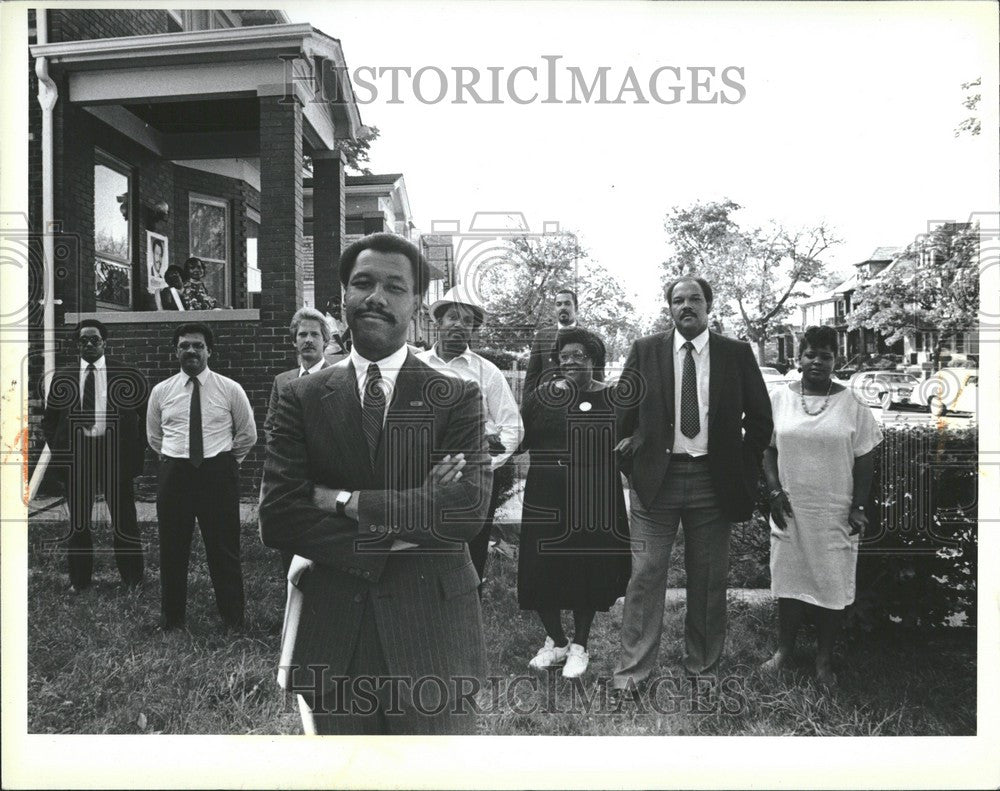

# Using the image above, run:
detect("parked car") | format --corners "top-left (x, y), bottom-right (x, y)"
top-left (924, 368), bottom-right (978, 416)
top-left (848, 371), bottom-right (921, 409)
top-left (759, 366), bottom-right (788, 391)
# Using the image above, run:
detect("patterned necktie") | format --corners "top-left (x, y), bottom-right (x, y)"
top-left (361, 363), bottom-right (386, 465)
top-left (82, 363), bottom-right (96, 428)
top-left (680, 341), bottom-right (700, 439)
top-left (189, 376), bottom-right (203, 467)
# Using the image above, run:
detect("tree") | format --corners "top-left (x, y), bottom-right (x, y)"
top-left (848, 222), bottom-right (979, 370)
top-left (955, 78), bottom-right (981, 137)
top-left (304, 126), bottom-right (381, 175)
top-left (659, 200), bottom-right (840, 361)
top-left (476, 232), bottom-right (642, 364)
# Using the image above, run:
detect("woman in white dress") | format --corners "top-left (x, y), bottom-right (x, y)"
top-left (761, 325), bottom-right (882, 685)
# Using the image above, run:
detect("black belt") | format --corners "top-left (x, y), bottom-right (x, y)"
top-left (670, 453), bottom-right (708, 462)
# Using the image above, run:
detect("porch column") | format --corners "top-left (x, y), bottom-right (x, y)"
top-left (258, 94), bottom-right (304, 338)
top-left (311, 149), bottom-right (346, 313)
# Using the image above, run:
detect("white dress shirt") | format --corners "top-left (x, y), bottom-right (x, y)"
top-left (349, 344), bottom-right (409, 423)
top-left (417, 344), bottom-right (524, 469)
top-left (79, 355), bottom-right (108, 438)
top-left (299, 358), bottom-right (326, 376)
top-left (147, 367), bottom-right (257, 463)
top-left (672, 328), bottom-right (710, 456)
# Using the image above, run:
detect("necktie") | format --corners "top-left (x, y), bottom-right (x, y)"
top-left (82, 363), bottom-right (96, 428)
top-left (361, 363), bottom-right (386, 465)
top-left (680, 341), bottom-right (700, 439)
top-left (189, 376), bottom-right (203, 467)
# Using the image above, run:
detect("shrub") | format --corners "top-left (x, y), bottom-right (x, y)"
top-left (846, 423), bottom-right (977, 632)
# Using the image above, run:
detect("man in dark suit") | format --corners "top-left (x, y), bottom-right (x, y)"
top-left (259, 232), bottom-right (492, 735)
top-left (523, 288), bottom-right (585, 394)
top-left (41, 319), bottom-right (147, 592)
top-left (612, 276), bottom-right (772, 690)
top-left (264, 306), bottom-right (331, 576)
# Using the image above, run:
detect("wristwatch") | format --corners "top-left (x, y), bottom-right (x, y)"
top-left (851, 504), bottom-right (865, 512)
top-left (335, 489), bottom-right (353, 517)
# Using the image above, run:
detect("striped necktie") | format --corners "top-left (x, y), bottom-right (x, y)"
top-left (361, 363), bottom-right (386, 465)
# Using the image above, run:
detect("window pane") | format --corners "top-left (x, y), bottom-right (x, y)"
top-left (190, 200), bottom-right (228, 261)
top-left (96, 258), bottom-right (132, 308)
top-left (94, 163), bottom-right (130, 262)
top-left (201, 258), bottom-right (227, 306)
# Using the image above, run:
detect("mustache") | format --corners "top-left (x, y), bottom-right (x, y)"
top-left (357, 309), bottom-right (395, 324)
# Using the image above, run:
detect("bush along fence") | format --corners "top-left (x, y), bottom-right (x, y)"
top-left (849, 423), bottom-right (977, 632)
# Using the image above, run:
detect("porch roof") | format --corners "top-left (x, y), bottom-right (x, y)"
top-left (30, 23), bottom-right (364, 154)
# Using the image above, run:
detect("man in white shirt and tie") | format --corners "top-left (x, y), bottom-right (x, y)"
top-left (417, 286), bottom-right (523, 591)
top-left (41, 319), bottom-right (148, 592)
top-left (146, 322), bottom-right (257, 631)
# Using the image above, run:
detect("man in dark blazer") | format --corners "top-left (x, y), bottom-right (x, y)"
top-left (41, 319), bottom-right (147, 591)
top-left (612, 276), bottom-right (772, 690)
top-left (264, 306), bottom-right (331, 576)
top-left (259, 233), bottom-right (492, 735)
top-left (523, 288), bottom-right (586, 394)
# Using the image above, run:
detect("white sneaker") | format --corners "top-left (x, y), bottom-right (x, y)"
top-left (561, 643), bottom-right (590, 678)
top-left (528, 636), bottom-right (570, 669)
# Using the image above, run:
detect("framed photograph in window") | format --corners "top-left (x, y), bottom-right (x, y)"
top-left (146, 231), bottom-right (169, 294)
top-left (95, 258), bottom-right (132, 309)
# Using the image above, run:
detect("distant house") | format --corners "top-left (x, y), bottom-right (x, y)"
top-left (301, 173), bottom-right (448, 346)
top-left (795, 244), bottom-right (977, 373)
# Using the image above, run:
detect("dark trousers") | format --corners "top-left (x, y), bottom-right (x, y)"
top-left (65, 434), bottom-right (143, 589)
top-left (156, 452), bottom-right (244, 628)
top-left (468, 464), bottom-right (507, 585)
top-left (303, 594), bottom-right (475, 735)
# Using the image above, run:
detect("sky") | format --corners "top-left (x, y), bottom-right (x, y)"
top-left (289, 0), bottom-right (998, 322)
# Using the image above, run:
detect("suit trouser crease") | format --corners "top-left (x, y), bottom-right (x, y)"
top-left (66, 434), bottom-right (143, 588)
top-left (615, 462), bottom-right (731, 684)
top-left (156, 454), bottom-right (244, 627)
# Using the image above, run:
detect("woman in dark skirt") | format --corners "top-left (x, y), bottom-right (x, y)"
top-left (518, 327), bottom-right (631, 678)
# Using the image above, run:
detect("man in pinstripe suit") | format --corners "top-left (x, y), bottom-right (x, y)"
top-left (260, 233), bottom-right (492, 734)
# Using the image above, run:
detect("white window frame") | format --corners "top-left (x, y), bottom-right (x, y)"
top-left (94, 149), bottom-right (133, 310)
top-left (188, 192), bottom-right (231, 307)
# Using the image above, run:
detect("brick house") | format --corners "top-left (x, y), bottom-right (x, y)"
top-left (27, 9), bottom-right (367, 497)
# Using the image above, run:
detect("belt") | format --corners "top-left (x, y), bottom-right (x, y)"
top-left (670, 453), bottom-right (708, 462)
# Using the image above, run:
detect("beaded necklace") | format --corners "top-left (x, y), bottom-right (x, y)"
top-left (799, 378), bottom-right (834, 416)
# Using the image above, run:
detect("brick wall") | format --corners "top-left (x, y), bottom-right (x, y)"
top-left (48, 9), bottom-right (169, 43)
top-left (51, 316), bottom-right (298, 499)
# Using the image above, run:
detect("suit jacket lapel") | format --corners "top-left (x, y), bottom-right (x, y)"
top-left (708, 332), bottom-right (727, 420)
top-left (658, 330), bottom-right (675, 426)
top-left (321, 361), bottom-right (369, 468)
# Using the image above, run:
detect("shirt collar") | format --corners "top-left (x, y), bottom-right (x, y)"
top-left (80, 355), bottom-right (106, 371)
top-left (428, 343), bottom-right (475, 366)
top-left (674, 328), bottom-right (710, 354)
top-left (183, 366), bottom-right (212, 385)
top-left (557, 321), bottom-right (577, 331)
top-left (300, 358), bottom-right (326, 376)
top-left (350, 344), bottom-right (409, 389)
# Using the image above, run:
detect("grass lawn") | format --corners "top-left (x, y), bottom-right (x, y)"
top-left (26, 509), bottom-right (975, 736)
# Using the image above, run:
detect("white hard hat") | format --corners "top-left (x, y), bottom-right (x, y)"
top-left (429, 285), bottom-right (486, 325)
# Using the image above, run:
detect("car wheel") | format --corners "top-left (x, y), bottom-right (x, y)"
top-left (928, 395), bottom-right (947, 417)
top-left (878, 391), bottom-right (892, 410)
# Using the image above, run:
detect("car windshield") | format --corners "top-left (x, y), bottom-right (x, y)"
top-left (760, 367), bottom-right (780, 376)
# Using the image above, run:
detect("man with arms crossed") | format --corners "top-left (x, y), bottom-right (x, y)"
top-left (613, 276), bottom-right (772, 695)
top-left (260, 233), bottom-right (492, 734)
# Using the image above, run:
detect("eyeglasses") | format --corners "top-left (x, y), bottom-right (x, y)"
top-left (78, 337), bottom-right (104, 345)
top-left (177, 342), bottom-right (207, 351)
top-left (558, 351), bottom-right (590, 364)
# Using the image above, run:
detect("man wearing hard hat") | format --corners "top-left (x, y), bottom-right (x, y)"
top-left (418, 286), bottom-right (524, 593)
